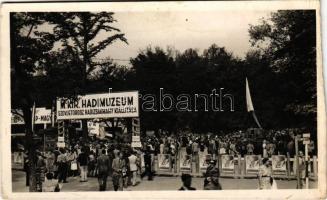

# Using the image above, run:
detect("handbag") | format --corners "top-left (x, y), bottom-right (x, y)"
top-left (71, 161), bottom-right (77, 170)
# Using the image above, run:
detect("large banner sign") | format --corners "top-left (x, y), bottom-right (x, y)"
top-left (158, 154), bottom-right (171, 171)
top-left (179, 150), bottom-right (192, 172)
top-left (221, 155), bottom-right (235, 171)
top-left (245, 155), bottom-right (261, 173)
top-left (272, 155), bottom-right (287, 175)
top-left (11, 108), bottom-right (51, 125)
top-left (199, 152), bottom-right (212, 171)
top-left (57, 91), bottom-right (139, 120)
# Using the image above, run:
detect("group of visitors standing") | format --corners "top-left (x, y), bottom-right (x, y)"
top-left (24, 141), bottom-right (154, 192)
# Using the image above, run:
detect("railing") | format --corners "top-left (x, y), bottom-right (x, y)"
top-left (12, 149), bottom-right (318, 181)
top-left (153, 151), bottom-right (318, 180)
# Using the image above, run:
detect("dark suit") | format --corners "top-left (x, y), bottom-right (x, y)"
top-left (141, 151), bottom-right (153, 180)
top-left (97, 154), bottom-right (110, 191)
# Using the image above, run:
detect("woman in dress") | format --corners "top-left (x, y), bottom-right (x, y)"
top-left (258, 158), bottom-right (272, 189)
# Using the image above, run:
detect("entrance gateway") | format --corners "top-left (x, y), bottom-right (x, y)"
top-left (56, 91), bottom-right (140, 147)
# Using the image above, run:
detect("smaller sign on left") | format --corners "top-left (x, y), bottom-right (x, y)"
top-left (11, 108), bottom-right (52, 125)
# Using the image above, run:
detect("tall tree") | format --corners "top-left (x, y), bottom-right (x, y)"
top-left (10, 12), bottom-right (54, 192)
top-left (46, 12), bottom-right (128, 140)
top-left (248, 10), bottom-right (316, 131)
top-left (130, 47), bottom-right (178, 135)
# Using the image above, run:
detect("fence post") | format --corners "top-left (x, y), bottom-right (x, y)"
top-left (196, 154), bottom-right (199, 174)
top-left (176, 152), bottom-right (179, 175)
top-left (218, 154), bottom-right (222, 175)
top-left (238, 155), bottom-right (241, 179)
top-left (242, 157), bottom-right (246, 179)
top-left (287, 152), bottom-right (291, 181)
top-left (154, 155), bottom-right (158, 173)
top-left (192, 155), bottom-right (196, 175)
top-left (313, 156), bottom-right (318, 180)
top-left (295, 135), bottom-right (301, 189)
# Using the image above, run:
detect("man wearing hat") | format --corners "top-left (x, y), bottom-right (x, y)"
top-left (204, 160), bottom-right (221, 190)
top-left (179, 173), bottom-right (196, 190)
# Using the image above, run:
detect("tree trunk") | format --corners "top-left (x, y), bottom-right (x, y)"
top-left (22, 106), bottom-right (37, 192)
top-left (82, 119), bottom-right (88, 142)
top-left (81, 16), bottom-right (89, 142)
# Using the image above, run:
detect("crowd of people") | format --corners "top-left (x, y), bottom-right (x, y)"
top-left (22, 128), bottom-right (315, 192)
top-left (25, 141), bottom-right (150, 192)
top-left (141, 129), bottom-right (316, 159)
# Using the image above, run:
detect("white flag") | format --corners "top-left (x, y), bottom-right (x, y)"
top-left (246, 78), bottom-right (254, 112)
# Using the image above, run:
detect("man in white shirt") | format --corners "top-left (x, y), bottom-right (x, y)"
top-left (128, 151), bottom-right (139, 186)
top-left (160, 142), bottom-right (165, 154)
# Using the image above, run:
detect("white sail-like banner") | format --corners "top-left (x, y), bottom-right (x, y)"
top-left (246, 77), bottom-right (254, 112)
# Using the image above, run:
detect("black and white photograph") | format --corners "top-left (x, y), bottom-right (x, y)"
top-left (0, 1), bottom-right (326, 199)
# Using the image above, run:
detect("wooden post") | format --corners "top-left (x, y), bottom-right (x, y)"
top-left (177, 150), bottom-right (180, 175)
top-left (196, 153), bottom-right (199, 174)
top-left (51, 100), bottom-right (55, 127)
top-left (295, 135), bottom-right (301, 189)
top-left (287, 152), bottom-right (291, 181)
top-left (233, 156), bottom-right (236, 179)
top-left (305, 142), bottom-right (309, 189)
top-left (238, 155), bottom-right (241, 178)
top-left (242, 157), bottom-right (246, 179)
top-left (313, 156), bottom-right (318, 180)
top-left (218, 154), bottom-right (222, 176)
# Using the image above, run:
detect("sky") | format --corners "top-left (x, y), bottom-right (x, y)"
top-left (94, 10), bottom-right (273, 65)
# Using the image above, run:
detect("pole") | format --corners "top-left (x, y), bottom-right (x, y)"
top-left (43, 123), bottom-right (47, 153)
top-left (286, 152), bottom-right (291, 181)
top-left (295, 135), bottom-right (301, 189)
top-left (31, 102), bottom-right (36, 133)
top-left (51, 101), bottom-right (55, 127)
top-left (305, 142), bottom-right (309, 189)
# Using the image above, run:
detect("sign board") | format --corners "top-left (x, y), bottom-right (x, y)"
top-left (56, 91), bottom-right (139, 120)
top-left (245, 155), bottom-right (261, 174)
top-left (58, 136), bottom-right (65, 142)
top-left (158, 154), bottom-right (171, 171)
top-left (132, 118), bottom-right (140, 135)
top-left (11, 108), bottom-right (52, 125)
top-left (221, 155), bottom-right (235, 172)
top-left (11, 110), bottom-right (24, 125)
top-left (88, 121), bottom-right (100, 136)
top-left (179, 149), bottom-right (192, 172)
top-left (34, 108), bottom-right (51, 124)
top-left (272, 155), bottom-right (287, 175)
top-left (199, 152), bottom-right (212, 172)
top-left (12, 152), bottom-right (24, 170)
top-left (57, 142), bottom-right (65, 148)
top-left (131, 141), bottom-right (142, 148)
top-left (132, 136), bottom-right (140, 142)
